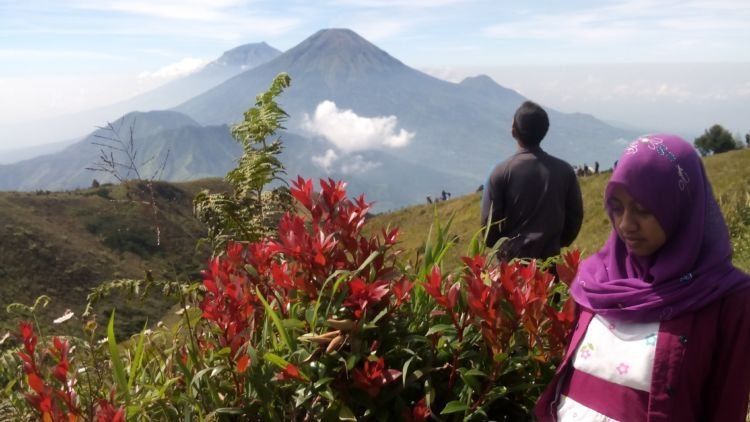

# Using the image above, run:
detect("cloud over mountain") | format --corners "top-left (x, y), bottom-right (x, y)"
top-left (302, 100), bottom-right (414, 153)
top-left (138, 58), bottom-right (210, 84)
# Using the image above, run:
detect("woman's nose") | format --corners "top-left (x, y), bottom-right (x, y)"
top-left (619, 209), bottom-right (638, 233)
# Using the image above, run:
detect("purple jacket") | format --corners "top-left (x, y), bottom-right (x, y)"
top-left (535, 288), bottom-right (750, 421)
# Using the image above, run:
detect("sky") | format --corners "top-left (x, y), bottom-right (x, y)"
top-left (1, 0), bottom-right (749, 150)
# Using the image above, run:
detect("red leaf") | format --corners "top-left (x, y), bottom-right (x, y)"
top-left (19, 322), bottom-right (34, 342)
top-left (27, 373), bottom-right (45, 394)
top-left (112, 409), bottom-right (126, 422)
top-left (53, 361), bottom-right (68, 383)
top-left (283, 363), bottom-right (306, 381)
top-left (411, 397), bottom-right (431, 422)
top-left (274, 363), bottom-right (306, 382)
top-left (447, 281), bottom-right (460, 309)
top-left (314, 251), bottom-right (326, 266)
top-left (236, 355), bottom-right (250, 373)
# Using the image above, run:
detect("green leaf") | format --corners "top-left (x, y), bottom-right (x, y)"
top-left (107, 310), bottom-right (130, 403)
top-left (462, 368), bottom-right (487, 377)
top-left (354, 251), bottom-right (380, 276)
top-left (426, 324), bottom-right (456, 337)
top-left (191, 366), bottom-right (220, 389)
top-left (459, 371), bottom-right (482, 392)
top-left (370, 306), bottom-right (389, 324)
top-left (402, 356), bottom-right (415, 387)
top-left (263, 352), bottom-right (290, 369)
top-left (256, 290), bottom-right (295, 351)
top-left (314, 377), bottom-right (334, 389)
top-left (282, 318), bottom-right (306, 330)
top-left (345, 354), bottom-right (358, 371)
top-left (339, 405), bottom-right (357, 421)
top-left (215, 408), bottom-right (246, 415)
top-left (441, 401), bottom-right (469, 415)
top-left (313, 270), bottom-right (347, 331)
top-left (127, 321), bottom-right (148, 390)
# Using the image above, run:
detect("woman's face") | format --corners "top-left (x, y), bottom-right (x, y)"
top-left (607, 185), bottom-right (667, 257)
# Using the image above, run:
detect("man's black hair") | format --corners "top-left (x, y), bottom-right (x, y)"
top-left (512, 101), bottom-right (549, 147)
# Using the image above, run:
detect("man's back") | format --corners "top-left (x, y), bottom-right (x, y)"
top-left (481, 146), bottom-right (583, 260)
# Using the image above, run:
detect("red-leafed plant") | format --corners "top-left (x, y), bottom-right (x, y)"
top-left (189, 176), bottom-right (579, 419)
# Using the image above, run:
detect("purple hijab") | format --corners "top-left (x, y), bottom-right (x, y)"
top-left (570, 134), bottom-right (750, 322)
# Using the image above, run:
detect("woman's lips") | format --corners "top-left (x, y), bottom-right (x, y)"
top-left (623, 237), bottom-right (643, 248)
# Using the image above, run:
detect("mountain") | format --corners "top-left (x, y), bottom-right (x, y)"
top-left (0, 111), bottom-right (236, 190)
top-left (0, 43), bottom-right (281, 154)
top-left (0, 29), bottom-right (639, 211)
top-left (0, 138), bottom-right (79, 165)
top-left (175, 28), bottom-right (637, 186)
top-left (118, 42), bottom-right (281, 114)
top-left (0, 109), bottom-right (446, 210)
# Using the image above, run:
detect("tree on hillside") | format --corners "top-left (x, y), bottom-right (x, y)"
top-left (194, 73), bottom-right (293, 254)
top-left (694, 124), bottom-right (741, 156)
top-left (745, 132), bottom-right (749, 148)
top-left (86, 119), bottom-right (171, 245)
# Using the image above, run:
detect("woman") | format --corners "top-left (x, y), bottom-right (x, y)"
top-left (535, 134), bottom-right (750, 421)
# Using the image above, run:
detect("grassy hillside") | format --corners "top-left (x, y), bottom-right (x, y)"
top-left (1, 148), bottom-right (747, 339)
top-left (365, 148), bottom-right (750, 272)
top-left (0, 178), bottom-right (227, 336)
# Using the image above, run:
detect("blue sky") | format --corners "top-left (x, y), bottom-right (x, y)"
top-left (3, 0), bottom-right (750, 74)
top-left (1, 0), bottom-right (749, 145)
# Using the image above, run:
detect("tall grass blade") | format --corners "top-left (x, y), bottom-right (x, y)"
top-left (127, 321), bottom-right (148, 390)
top-left (256, 290), bottom-right (296, 351)
top-left (107, 310), bottom-right (130, 402)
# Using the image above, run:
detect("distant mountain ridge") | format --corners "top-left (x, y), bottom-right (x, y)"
top-left (0, 43), bottom-right (281, 151)
top-left (0, 28), bottom-right (638, 211)
top-left (175, 28), bottom-right (635, 184)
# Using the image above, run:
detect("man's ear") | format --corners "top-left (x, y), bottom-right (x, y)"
top-left (511, 123), bottom-right (519, 141)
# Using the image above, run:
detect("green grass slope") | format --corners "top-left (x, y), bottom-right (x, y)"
top-left (0, 178), bottom-right (226, 336)
top-left (365, 148), bottom-right (750, 272)
top-left (1, 149), bottom-right (747, 338)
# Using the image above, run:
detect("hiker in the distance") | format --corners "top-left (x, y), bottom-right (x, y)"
top-left (481, 100), bottom-right (583, 261)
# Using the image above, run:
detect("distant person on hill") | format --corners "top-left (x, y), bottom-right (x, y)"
top-left (481, 100), bottom-right (583, 261)
top-left (535, 134), bottom-right (750, 421)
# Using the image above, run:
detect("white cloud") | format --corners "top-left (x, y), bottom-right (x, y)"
top-left (65, 0), bottom-right (300, 39)
top-left (302, 100), bottom-right (414, 153)
top-left (340, 155), bottom-right (381, 174)
top-left (73, 0), bottom-right (246, 21)
top-left (138, 57), bottom-right (209, 84)
top-left (312, 149), bottom-right (339, 173)
top-left (311, 149), bottom-right (382, 175)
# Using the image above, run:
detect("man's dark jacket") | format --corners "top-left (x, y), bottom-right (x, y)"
top-left (481, 146), bottom-right (583, 260)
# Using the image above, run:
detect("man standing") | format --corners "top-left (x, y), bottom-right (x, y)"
top-left (481, 101), bottom-right (583, 261)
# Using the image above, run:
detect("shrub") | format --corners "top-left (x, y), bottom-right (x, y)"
top-left (694, 124), bottom-right (742, 156)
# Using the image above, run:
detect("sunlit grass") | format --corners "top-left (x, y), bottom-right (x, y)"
top-left (366, 148), bottom-right (750, 272)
